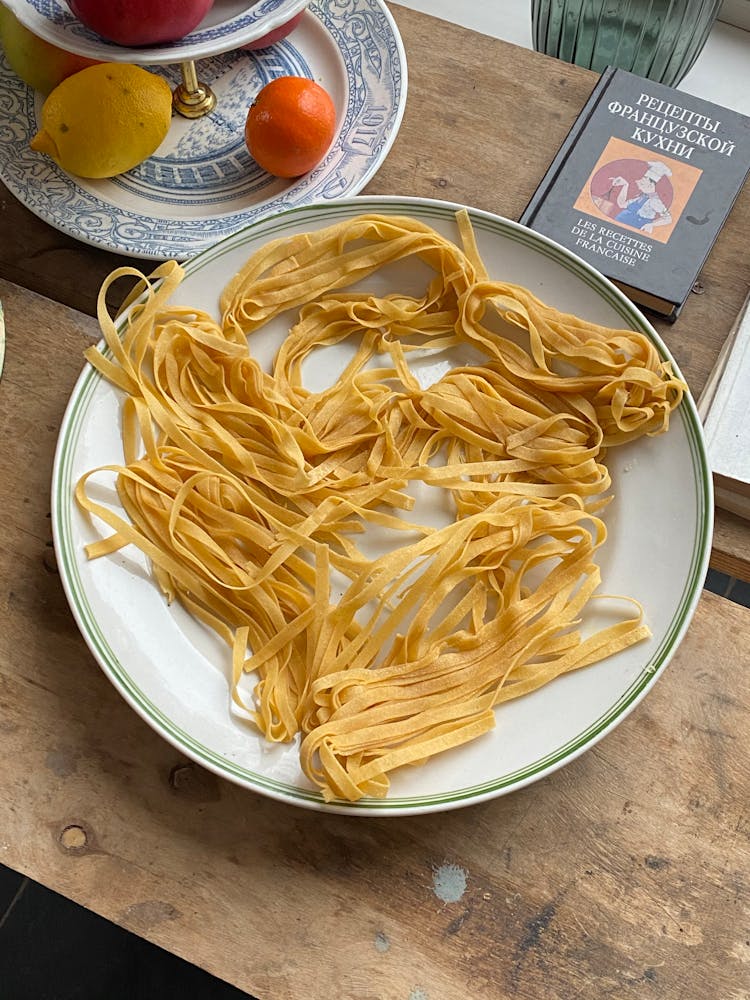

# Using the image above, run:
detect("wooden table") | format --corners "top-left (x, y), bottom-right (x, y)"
top-left (1, 6), bottom-right (748, 998)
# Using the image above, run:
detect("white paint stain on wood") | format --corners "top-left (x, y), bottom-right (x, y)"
top-left (432, 863), bottom-right (468, 903)
top-left (374, 931), bottom-right (390, 953)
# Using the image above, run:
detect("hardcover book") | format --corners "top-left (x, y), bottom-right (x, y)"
top-left (519, 67), bottom-right (750, 320)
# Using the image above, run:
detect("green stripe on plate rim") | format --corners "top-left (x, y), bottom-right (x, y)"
top-left (53, 197), bottom-right (712, 811)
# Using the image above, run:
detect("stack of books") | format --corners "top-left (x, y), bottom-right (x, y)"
top-left (699, 292), bottom-right (750, 520)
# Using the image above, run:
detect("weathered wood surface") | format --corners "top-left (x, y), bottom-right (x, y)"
top-left (1, 275), bottom-right (749, 999)
top-left (0, 10), bottom-right (749, 998)
top-left (1, 5), bottom-right (747, 577)
top-left (3, 3), bottom-right (750, 394)
top-left (709, 506), bottom-right (750, 580)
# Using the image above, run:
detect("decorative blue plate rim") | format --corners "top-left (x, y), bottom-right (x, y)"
top-left (0, 0), bottom-right (407, 260)
top-left (1, 0), bottom-right (314, 64)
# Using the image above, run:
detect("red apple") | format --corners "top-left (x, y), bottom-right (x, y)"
top-left (0, 7), bottom-right (100, 95)
top-left (66, 0), bottom-right (215, 47)
top-left (240, 10), bottom-right (305, 51)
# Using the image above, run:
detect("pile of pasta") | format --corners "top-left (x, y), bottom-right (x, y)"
top-left (77, 211), bottom-right (686, 801)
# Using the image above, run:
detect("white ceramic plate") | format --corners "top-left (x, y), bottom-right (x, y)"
top-left (51, 196), bottom-right (713, 816)
top-left (1, 0), bottom-right (312, 63)
top-left (0, 0), bottom-right (406, 259)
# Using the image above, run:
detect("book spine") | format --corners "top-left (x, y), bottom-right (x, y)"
top-left (520, 66), bottom-right (616, 227)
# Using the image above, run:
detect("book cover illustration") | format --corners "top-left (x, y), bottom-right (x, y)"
top-left (520, 67), bottom-right (750, 319)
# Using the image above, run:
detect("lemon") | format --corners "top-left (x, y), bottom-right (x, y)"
top-left (30, 62), bottom-right (173, 179)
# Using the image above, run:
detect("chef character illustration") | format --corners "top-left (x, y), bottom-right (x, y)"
top-left (609, 160), bottom-right (673, 233)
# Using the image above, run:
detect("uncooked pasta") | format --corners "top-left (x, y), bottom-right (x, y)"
top-left (77, 211), bottom-right (685, 801)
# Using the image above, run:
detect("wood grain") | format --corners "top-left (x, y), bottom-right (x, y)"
top-left (0, 275), bottom-right (748, 999)
top-left (2, 4), bottom-right (749, 395)
top-left (2, 5), bottom-right (749, 576)
top-left (710, 506), bottom-right (750, 578)
top-left (0, 11), bottom-right (749, 997)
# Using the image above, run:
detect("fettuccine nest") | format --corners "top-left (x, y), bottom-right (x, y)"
top-left (78, 212), bottom-right (685, 801)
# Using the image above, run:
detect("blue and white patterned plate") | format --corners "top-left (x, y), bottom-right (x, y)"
top-left (0, 0), bottom-right (312, 64)
top-left (0, 0), bottom-right (407, 259)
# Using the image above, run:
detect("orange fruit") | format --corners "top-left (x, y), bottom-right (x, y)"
top-left (245, 76), bottom-right (336, 178)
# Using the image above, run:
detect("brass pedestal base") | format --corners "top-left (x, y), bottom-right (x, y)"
top-left (172, 59), bottom-right (216, 118)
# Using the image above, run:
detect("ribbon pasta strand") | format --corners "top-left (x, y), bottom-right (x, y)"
top-left (78, 212), bottom-right (685, 801)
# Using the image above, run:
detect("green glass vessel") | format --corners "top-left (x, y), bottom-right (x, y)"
top-left (531, 0), bottom-right (723, 87)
